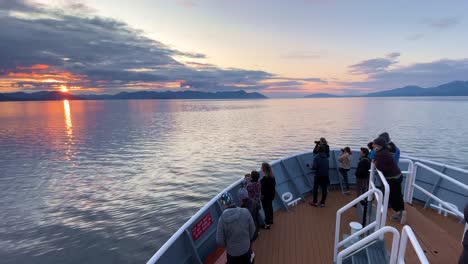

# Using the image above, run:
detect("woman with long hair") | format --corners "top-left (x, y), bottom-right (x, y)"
top-left (338, 146), bottom-right (352, 194)
top-left (260, 162), bottom-right (276, 229)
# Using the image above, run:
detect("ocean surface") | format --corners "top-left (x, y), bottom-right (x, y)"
top-left (1, 97), bottom-right (468, 263)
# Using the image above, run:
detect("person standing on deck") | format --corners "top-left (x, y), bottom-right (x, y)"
top-left (310, 145), bottom-right (330, 207)
top-left (246, 171), bottom-right (261, 205)
top-left (379, 132), bottom-right (400, 163)
top-left (313, 137), bottom-right (330, 158)
top-left (247, 170), bottom-right (264, 228)
top-left (459, 203), bottom-right (468, 264)
top-left (238, 188), bottom-right (260, 241)
top-left (338, 147), bottom-right (352, 194)
top-left (260, 163), bottom-right (276, 229)
top-left (355, 148), bottom-right (371, 198)
top-left (373, 137), bottom-right (407, 224)
top-left (216, 192), bottom-right (255, 264)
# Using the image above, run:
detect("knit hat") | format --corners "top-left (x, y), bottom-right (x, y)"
top-left (238, 188), bottom-right (249, 201)
top-left (379, 132), bottom-right (390, 144)
top-left (221, 192), bottom-right (233, 205)
top-left (373, 137), bottom-right (387, 147)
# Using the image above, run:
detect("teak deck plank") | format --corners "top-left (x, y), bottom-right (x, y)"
top-left (211, 190), bottom-right (463, 264)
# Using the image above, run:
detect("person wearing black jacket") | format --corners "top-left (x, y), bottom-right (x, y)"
top-left (310, 145), bottom-right (330, 207)
top-left (313, 137), bottom-right (330, 158)
top-left (373, 137), bottom-right (406, 224)
top-left (355, 147), bottom-right (371, 198)
top-left (260, 162), bottom-right (276, 229)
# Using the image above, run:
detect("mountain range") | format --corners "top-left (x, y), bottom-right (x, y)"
top-left (305, 80), bottom-right (468, 98)
top-left (0, 90), bottom-right (267, 101)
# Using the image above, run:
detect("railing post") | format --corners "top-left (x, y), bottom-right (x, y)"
top-left (369, 163), bottom-right (375, 202)
top-left (402, 159), bottom-right (414, 203)
top-left (424, 166), bottom-right (446, 208)
top-left (397, 226), bottom-right (429, 264)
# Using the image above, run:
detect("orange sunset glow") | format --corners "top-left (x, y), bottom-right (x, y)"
top-left (60, 85), bottom-right (69, 92)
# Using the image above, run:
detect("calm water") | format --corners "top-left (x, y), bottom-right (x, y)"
top-left (1, 97), bottom-right (468, 263)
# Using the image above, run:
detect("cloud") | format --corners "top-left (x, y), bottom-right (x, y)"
top-left (0, 0), bottom-right (329, 95)
top-left (348, 52), bottom-right (400, 75)
top-left (343, 58), bottom-right (468, 91)
top-left (425, 17), bottom-right (460, 29)
top-left (0, 0), bottom-right (279, 93)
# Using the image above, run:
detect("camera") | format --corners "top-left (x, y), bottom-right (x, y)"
top-left (314, 141), bottom-right (320, 144)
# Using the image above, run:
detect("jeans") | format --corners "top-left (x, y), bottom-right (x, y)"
top-left (339, 168), bottom-right (350, 190)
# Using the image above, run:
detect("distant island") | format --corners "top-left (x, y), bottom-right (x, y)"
top-left (304, 93), bottom-right (341, 98)
top-left (0, 90), bottom-right (267, 102)
top-left (304, 80), bottom-right (468, 98)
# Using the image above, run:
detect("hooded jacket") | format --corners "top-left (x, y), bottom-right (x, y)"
top-left (374, 148), bottom-right (401, 178)
top-left (216, 207), bottom-right (255, 256)
top-left (312, 152), bottom-right (330, 180)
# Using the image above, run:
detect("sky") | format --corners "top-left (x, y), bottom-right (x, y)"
top-left (1, 0), bottom-right (468, 97)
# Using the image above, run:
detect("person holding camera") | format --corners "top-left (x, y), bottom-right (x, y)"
top-left (313, 137), bottom-right (330, 158)
top-left (310, 144), bottom-right (330, 207)
top-left (338, 146), bottom-right (352, 194)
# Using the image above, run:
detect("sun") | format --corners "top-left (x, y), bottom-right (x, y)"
top-left (60, 85), bottom-right (69, 92)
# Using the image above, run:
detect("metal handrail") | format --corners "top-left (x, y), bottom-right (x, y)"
top-left (413, 185), bottom-right (464, 219)
top-left (401, 155), bottom-right (468, 175)
top-left (405, 162), bottom-right (468, 219)
top-left (336, 226), bottom-right (400, 264)
top-left (399, 159), bottom-right (414, 203)
top-left (369, 163), bottom-right (390, 228)
top-left (414, 162), bottom-right (468, 191)
top-left (333, 188), bottom-right (383, 262)
top-left (399, 158), bottom-right (414, 175)
top-left (397, 226), bottom-right (429, 264)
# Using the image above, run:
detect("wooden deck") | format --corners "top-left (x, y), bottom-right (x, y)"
top-left (209, 190), bottom-right (463, 264)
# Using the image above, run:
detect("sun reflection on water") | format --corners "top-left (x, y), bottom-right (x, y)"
top-left (63, 100), bottom-right (73, 160)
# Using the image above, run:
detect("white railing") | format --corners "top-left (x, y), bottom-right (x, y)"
top-left (399, 159), bottom-right (415, 203)
top-left (402, 155), bottom-right (468, 175)
top-left (399, 158), bottom-right (414, 175)
top-left (369, 163), bottom-right (390, 228)
top-left (405, 162), bottom-right (468, 219)
top-left (397, 225), bottom-right (429, 264)
top-left (336, 226), bottom-right (400, 264)
top-left (333, 188), bottom-right (383, 262)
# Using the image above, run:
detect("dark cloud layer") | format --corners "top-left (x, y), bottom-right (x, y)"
top-left (0, 0), bottom-right (327, 93)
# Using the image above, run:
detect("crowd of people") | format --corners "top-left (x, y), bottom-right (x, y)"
top-left (216, 163), bottom-right (276, 263)
top-left (215, 132), bottom-right (468, 264)
top-left (310, 132), bottom-right (406, 222)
